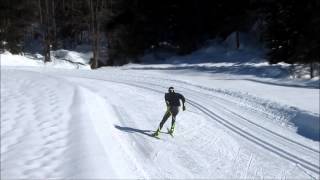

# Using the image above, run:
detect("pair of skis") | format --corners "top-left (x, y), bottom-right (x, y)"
top-left (152, 128), bottom-right (174, 139)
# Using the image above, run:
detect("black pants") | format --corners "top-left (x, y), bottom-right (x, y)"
top-left (159, 106), bottom-right (179, 130)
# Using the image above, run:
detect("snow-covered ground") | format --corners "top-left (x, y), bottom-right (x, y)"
top-left (1, 50), bottom-right (91, 69)
top-left (1, 49), bottom-right (319, 179)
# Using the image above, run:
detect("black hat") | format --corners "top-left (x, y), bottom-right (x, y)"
top-left (168, 87), bottom-right (174, 93)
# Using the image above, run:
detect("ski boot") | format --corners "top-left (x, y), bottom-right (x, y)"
top-left (168, 124), bottom-right (175, 137)
top-left (152, 128), bottom-right (160, 138)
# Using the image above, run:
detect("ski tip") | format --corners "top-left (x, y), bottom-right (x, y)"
top-left (151, 133), bottom-right (160, 139)
top-left (153, 135), bottom-right (160, 139)
top-left (167, 128), bottom-right (174, 137)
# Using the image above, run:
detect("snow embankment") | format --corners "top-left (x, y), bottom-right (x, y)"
top-left (0, 50), bottom-right (91, 69)
top-left (1, 70), bottom-right (141, 178)
top-left (137, 33), bottom-right (319, 85)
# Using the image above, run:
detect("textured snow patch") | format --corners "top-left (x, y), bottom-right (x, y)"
top-left (0, 70), bottom-right (141, 178)
top-left (0, 51), bottom-right (90, 69)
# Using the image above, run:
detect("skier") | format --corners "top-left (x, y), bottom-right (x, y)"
top-left (153, 87), bottom-right (186, 138)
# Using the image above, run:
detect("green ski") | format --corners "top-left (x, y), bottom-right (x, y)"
top-left (167, 128), bottom-right (174, 137)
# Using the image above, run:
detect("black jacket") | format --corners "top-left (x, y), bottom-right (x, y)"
top-left (165, 92), bottom-right (185, 107)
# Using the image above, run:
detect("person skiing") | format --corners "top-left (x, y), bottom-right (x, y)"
top-left (153, 87), bottom-right (186, 137)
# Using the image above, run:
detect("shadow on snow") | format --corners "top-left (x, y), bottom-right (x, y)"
top-left (114, 125), bottom-right (156, 138)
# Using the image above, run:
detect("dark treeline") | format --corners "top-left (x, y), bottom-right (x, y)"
top-left (0, 0), bottom-right (319, 71)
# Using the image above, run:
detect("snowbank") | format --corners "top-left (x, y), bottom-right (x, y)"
top-left (53, 49), bottom-right (92, 64)
top-left (0, 51), bottom-right (42, 67)
top-left (137, 33), bottom-right (319, 82)
top-left (125, 62), bottom-right (292, 79)
top-left (0, 50), bottom-right (91, 69)
top-left (139, 33), bottom-right (266, 64)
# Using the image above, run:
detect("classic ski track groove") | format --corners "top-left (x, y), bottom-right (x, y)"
top-left (158, 83), bottom-right (320, 160)
top-left (116, 80), bottom-right (320, 175)
top-left (68, 74), bottom-right (319, 153)
top-left (188, 100), bottom-right (319, 174)
top-left (123, 75), bottom-right (320, 153)
top-left (17, 69), bottom-right (318, 177)
top-left (120, 73), bottom-right (320, 154)
top-left (187, 92), bottom-right (320, 160)
top-left (62, 74), bottom-right (319, 175)
top-left (75, 71), bottom-right (320, 153)
top-left (160, 80), bottom-right (319, 153)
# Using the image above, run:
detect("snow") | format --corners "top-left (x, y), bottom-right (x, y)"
top-left (0, 51), bottom-right (41, 67)
top-left (122, 68), bottom-right (319, 114)
top-left (140, 33), bottom-right (266, 64)
top-left (53, 49), bottom-right (92, 64)
top-left (1, 47), bottom-right (319, 179)
top-left (0, 50), bottom-right (91, 69)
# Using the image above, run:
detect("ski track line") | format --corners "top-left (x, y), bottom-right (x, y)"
top-left (120, 73), bottom-right (313, 126)
top-left (119, 74), bottom-right (320, 154)
top-left (132, 79), bottom-right (318, 172)
top-left (121, 73), bottom-right (320, 152)
top-left (17, 69), bottom-right (319, 177)
top-left (110, 105), bottom-right (166, 178)
top-left (83, 71), bottom-right (320, 153)
top-left (62, 76), bottom-right (237, 178)
top-left (113, 106), bottom-right (154, 159)
top-left (126, 79), bottom-right (320, 175)
top-left (63, 75), bottom-right (319, 176)
top-left (188, 100), bottom-right (320, 175)
top-left (193, 93), bottom-right (320, 160)
top-left (74, 73), bottom-right (319, 155)
top-left (163, 83), bottom-right (320, 160)
top-left (69, 78), bottom-right (211, 178)
top-left (131, 82), bottom-right (319, 175)
top-left (59, 79), bottom-right (172, 178)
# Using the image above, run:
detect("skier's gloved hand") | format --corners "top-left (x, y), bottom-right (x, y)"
top-left (182, 105), bottom-right (186, 111)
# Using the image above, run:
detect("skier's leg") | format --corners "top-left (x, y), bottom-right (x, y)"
top-left (170, 107), bottom-right (179, 133)
top-left (154, 109), bottom-right (171, 136)
top-left (159, 109), bottom-right (171, 129)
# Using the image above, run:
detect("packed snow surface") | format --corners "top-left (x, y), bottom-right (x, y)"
top-left (1, 50), bottom-right (319, 179)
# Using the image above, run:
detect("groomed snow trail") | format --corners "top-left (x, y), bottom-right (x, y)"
top-left (1, 67), bottom-right (319, 179)
top-left (1, 69), bottom-right (144, 178)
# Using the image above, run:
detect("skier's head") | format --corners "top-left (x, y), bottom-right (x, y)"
top-left (168, 87), bottom-right (175, 93)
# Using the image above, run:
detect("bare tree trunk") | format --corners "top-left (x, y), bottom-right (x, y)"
top-left (52, 0), bottom-right (57, 49)
top-left (310, 62), bottom-right (314, 79)
top-left (44, 0), bottom-right (51, 62)
top-left (71, 0), bottom-right (74, 48)
top-left (90, 0), bottom-right (99, 69)
top-left (38, 0), bottom-right (47, 61)
top-left (236, 31), bottom-right (240, 49)
top-left (38, 0), bottom-right (43, 24)
top-left (90, 0), bottom-right (94, 67)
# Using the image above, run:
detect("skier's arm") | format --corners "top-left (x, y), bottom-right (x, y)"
top-left (165, 94), bottom-right (170, 107)
top-left (179, 94), bottom-right (186, 111)
top-left (179, 94), bottom-right (185, 104)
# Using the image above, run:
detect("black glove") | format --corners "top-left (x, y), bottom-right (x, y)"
top-left (182, 105), bottom-right (186, 111)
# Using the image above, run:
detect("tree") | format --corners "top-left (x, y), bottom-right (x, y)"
top-left (290, 0), bottom-right (320, 77)
top-left (263, 0), bottom-right (320, 77)
top-left (0, 0), bottom-right (37, 53)
top-left (41, 0), bottom-right (53, 62)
